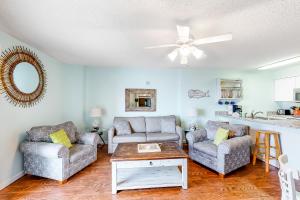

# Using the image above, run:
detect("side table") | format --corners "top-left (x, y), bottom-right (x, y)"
top-left (90, 130), bottom-right (106, 148)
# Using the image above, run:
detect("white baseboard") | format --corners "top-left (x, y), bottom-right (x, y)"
top-left (0, 171), bottom-right (24, 190)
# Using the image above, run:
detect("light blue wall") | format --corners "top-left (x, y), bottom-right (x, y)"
top-left (84, 66), bottom-right (278, 138)
top-left (0, 31), bottom-right (67, 189)
top-left (62, 64), bottom-right (86, 130)
top-left (85, 67), bottom-right (181, 140)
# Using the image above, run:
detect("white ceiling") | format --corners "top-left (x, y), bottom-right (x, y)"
top-left (0, 0), bottom-right (300, 69)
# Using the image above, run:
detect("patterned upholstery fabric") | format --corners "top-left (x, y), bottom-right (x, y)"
top-left (161, 116), bottom-right (176, 133)
top-left (114, 120), bottom-right (132, 135)
top-left (221, 124), bottom-right (249, 137)
top-left (112, 133), bottom-right (147, 143)
top-left (114, 117), bottom-right (146, 133)
top-left (205, 120), bottom-right (229, 140)
top-left (27, 121), bottom-right (77, 143)
top-left (186, 122), bottom-right (251, 175)
top-left (20, 123), bottom-right (99, 181)
top-left (108, 116), bottom-right (183, 153)
top-left (145, 117), bottom-right (162, 132)
top-left (146, 132), bottom-right (179, 142)
top-left (193, 140), bottom-right (218, 157)
top-left (69, 144), bottom-right (94, 163)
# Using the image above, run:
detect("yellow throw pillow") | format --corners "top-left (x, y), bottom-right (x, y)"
top-left (213, 128), bottom-right (229, 145)
top-left (50, 129), bottom-right (72, 148)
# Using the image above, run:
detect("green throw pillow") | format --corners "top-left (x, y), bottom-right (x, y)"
top-left (50, 129), bottom-right (72, 148)
top-left (213, 128), bottom-right (229, 145)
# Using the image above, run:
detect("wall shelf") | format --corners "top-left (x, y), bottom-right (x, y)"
top-left (217, 79), bottom-right (243, 101)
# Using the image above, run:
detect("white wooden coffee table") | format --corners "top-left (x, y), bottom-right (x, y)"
top-left (110, 142), bottom-right (188, 194)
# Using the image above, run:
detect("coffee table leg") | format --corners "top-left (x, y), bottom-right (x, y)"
top-left (112, 162), bottom-right (117, 194)
top-left (182, 158), bottom-right (188, 189)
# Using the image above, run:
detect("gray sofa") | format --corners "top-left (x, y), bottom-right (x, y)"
top-left (108, 115), bottom-right (183, 153)
top-left (186, 120), bottom-right (252, 176)
top-left (20, 121), bottom-right (100, 182)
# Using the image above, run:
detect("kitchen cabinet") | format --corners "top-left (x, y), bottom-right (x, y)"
top-left (274, 77), bottom-right (295, 101)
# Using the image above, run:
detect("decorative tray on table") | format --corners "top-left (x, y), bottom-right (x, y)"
top-left (137, 143), bottom-right (161, 153)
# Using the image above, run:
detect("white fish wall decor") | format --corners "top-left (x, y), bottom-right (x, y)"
top-left (188, 89), bottom-right (210, 99)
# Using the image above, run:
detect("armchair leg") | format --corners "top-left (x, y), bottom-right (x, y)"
top-left (59, 179), bottom-right (67, 184)
top-left (219, 173), bottom-right (225, 178)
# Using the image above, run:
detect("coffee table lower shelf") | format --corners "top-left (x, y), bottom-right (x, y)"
top-left (117, 166), bottom-right (182, 190)
top-left (111, 158), bottom-right (188, 194)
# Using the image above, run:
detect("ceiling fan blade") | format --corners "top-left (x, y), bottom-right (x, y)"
top-left (177, 25), bottom-right (190, 43)
top-left (192, 34), bottom-right (232, 45)
top-left (144, 44), bottom-right (178, 49)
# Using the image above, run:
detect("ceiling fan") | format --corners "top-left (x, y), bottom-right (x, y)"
top-left (145, 26), bottom-right (232, 65)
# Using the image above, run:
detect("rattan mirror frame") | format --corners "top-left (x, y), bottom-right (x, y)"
top-left (0, 46), bottom-right (47, 107)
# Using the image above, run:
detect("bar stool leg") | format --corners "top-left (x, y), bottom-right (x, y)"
top-left (274, 134), bottom-right (281, 159)
top-left (265, 133), bottom-right (270, 172)
top-left (252, 131), bottom-right (260, 165)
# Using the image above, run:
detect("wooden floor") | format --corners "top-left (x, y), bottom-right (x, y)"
top-left (0, 145), bottom-right (281, 200)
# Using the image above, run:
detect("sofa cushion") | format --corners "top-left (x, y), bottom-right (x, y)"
top-left (221, 124), bottom-right (249, 137)
top-left (27, 121), bottom-right (77, 143)
top-left (161, 116), bottom-right (176, 133)
top-left (114, 117), bottom-right (145, 133)
top-left (193, 140), bottom-right (218, 157)
top-left (205, 120), bottom-right (229, 140)
top-left (146, 132), bottom-right (179, 142)
top-left (69, 144), bottom-right (94, 163)
top-left (145, 117), bottom-right (161, 133)
top-left (114, 120), bottom-right (132, 135)
top-left (112, 133), bottom-right (146, 144)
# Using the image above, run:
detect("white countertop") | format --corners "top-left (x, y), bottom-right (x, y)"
top-left (216, 112), bottom-right (300, 129)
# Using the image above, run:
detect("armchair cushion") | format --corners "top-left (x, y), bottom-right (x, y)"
top-left (205, 120), bottom-right (229, 140)
top-left (221, 124), bottom-right (249, 137)
top-left (69, 144), bottom-right (94, 163)
top-left (186, 129), bottom-right (207, 144)
top-left (20, 142), bottom-right (69, 159)
top-left (76, 132), bottom-right (99, 146)
top-left (194, 140), bottom-right (217, 157)
top-left (146, 132), bottom-right (179, 142)
top-left (27, 121), bottom-right (77, 143)
top-left (218, 135), bottom-right (252, 155)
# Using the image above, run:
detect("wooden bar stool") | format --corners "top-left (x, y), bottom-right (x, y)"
top-left (252, 130), bottom-right (282, 172)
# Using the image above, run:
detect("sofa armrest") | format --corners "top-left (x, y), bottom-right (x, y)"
top-left (218, 135), bottom-right (252, 155)
top-left (76, 132), bottom-right (99, 146)
top-left (108, 127), bottom-right (115, 153)
top-left (20, 142), bottom-right (69, 159)
top-left (186, 128), bottom-right (207, 144)
top-left (175, 126), bottom-right (183, 146)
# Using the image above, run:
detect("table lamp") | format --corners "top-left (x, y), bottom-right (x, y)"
top-left (90, 107), bottom-right (102, 131)
top-left (187, 108), bottom-right (198, 131)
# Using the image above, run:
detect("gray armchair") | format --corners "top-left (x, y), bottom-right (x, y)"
top-left (186, 121), bottom-right (252, 176)
top-left (20, 121), bottom-right (99, 182)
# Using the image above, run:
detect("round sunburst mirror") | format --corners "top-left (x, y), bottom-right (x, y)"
top-left (0, 46), bottom-right (47, 107)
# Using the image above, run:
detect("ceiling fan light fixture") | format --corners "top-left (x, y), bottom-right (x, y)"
top-left (191, 47), bottom-right (205, 59)
top-left (179, 46), bottom-right (191, 57)
top-left (168, 49), bottom-right (178, 61)
top-left (180, 56), bottom-right (188, 65)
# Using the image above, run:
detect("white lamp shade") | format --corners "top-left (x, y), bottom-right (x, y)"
top-left (90, 107), bottom-right (102, 117)
top-left (187, 108), bottom-right (198, 117)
